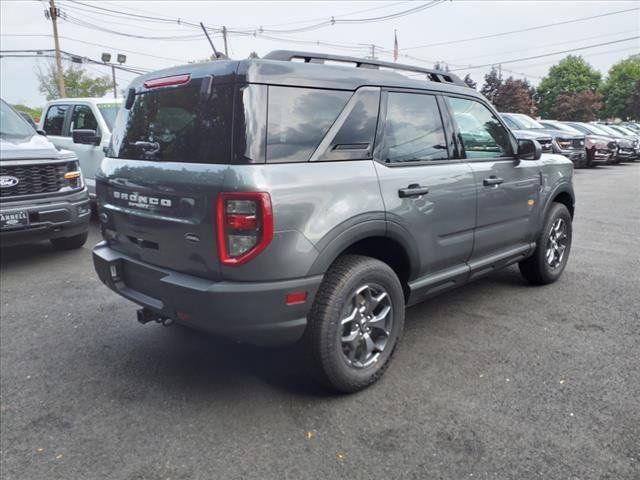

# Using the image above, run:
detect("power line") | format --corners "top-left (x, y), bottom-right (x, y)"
top-left (402, 7), bottom-right (640, 50)
top-left (452, 29), bottom-right (639, 63)
top-left (450, 36), bottom-right (640, 71)
top-left (65, 0), bottom-right (446, 35)
top-left (0, 34), bottom-right (187, 63)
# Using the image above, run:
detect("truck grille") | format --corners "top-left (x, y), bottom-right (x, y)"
top-left (538, 139), bottom-right (553, 152)
top-left (556, 138), bottom-right (583, 150)
top-left (0, 163), bottom-right (68, 198)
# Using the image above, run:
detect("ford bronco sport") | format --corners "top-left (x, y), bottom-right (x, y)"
top-left (1, 99), bottom-right (90, 249)
top-left (93, 51), bottom-right (575, 392)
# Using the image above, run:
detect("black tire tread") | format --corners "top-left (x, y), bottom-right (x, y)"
top-left (519, 203), bottom-right (571, 285)
top-left (304, 254), bottom-right (404, 393)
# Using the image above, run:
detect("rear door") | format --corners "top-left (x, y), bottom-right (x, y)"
top-left (97, 75), bottom-right (236, 281)
top-left (374, 90), bottom-right (476, 291)
top-left (445, 95), bottom-right (541, 274)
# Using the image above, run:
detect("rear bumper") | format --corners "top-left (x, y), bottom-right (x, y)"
top-left (93, 242), bottom-right (322, 346)
top-left (0, 189), bottom-right (90, 247)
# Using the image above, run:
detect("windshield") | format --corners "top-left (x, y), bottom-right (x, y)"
top-left (611, 125), bottom-right (635, 136)
top-left (97, 103), bottom-right (121, 131)
top-left (0, 100), bottom-right (35, 138)
top-left (580, 123), bottom-right (608, 136)
top-left (504, 113), bottom-right (544, 129)
top-left (595, 124), bottom-right (620, 136)
top-left (552, 122), bottom-right (582, 134)
top-left (540, 121), bottom-right (582, 134)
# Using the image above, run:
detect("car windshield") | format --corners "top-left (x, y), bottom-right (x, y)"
top-left (595, 124), bottom-right (620, 136)
top-left (611, 125), bottom-right (635, 136)
top-left (542, 121), bottom-right (582, 134)
top-left (580, 123), bottom-right (608, 136)
top-left (0, 100), bottom-right (35, 138)
top-left (97, 103), bottom-right (121, 131)
top-left (507, 113), bottom-right (544, 129)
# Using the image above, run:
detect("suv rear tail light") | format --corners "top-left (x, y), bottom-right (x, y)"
top-left (216, 192), bottom-right (273, 265)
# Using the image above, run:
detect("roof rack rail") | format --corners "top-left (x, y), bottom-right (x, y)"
top-left (263, 50), bottom-right (467, 87)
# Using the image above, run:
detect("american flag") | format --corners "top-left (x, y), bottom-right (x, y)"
top-left (393, 30), bottom-right (398, 62)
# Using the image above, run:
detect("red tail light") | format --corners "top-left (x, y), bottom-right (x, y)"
top-left (216, 192), bottom-right (273, 266)
top-left (144, 74), bottom-right (191, 89)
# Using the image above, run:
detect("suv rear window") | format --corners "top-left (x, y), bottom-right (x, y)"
top-left (109, 78), bottom-right (234, 163)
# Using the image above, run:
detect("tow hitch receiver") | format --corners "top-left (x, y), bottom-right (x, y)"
top-left (136, 308), bottom-right (173, 326)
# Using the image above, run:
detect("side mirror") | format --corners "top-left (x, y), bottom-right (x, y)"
top-left (36, 129), bottom-right (47, 136)
top-left (72, 129), bottom-right (101, 146)
top-left (517, 138), bottom-right (541, 161)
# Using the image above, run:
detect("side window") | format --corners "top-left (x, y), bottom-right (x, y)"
top-left (42, 105), bottom-right (69, 136)
top-left (380, 92), bottom-right (448, 164)
top-left (267, 86), bottom-right (350, 163)
top-left (315, 87), bottom-right (380, 161)
top-left (447, 97), bottom-right (514, 159)
top-left (71, 105), bottom-right (98, 132)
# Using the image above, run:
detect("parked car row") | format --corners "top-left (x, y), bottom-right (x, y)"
top-left (501, 112), bottom-right (639, 168)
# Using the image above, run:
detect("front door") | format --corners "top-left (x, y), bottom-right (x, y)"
top-left (445, 96), bottom-right (541, 268)
top-left (374, 90), bottom-right (476, 294)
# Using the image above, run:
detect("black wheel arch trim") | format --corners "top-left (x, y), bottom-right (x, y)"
top-left (544, 181), bottom-right (575, 221)
top-left (307, 217), bottom-right (420, 279)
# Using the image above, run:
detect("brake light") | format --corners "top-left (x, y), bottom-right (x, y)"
top-left (216, 192), bottom-right (273, 265)
top-left (143, 74), bottom-right (191, 89)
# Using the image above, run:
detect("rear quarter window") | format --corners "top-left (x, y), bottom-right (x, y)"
top-left (266, 86), bottom-right (350, 163)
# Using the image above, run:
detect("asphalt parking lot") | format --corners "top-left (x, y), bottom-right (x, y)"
top-left (1, 163), bottom-right (639, 480)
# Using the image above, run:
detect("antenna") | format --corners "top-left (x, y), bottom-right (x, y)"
top-left (199, 22), bottom-right (220, 59)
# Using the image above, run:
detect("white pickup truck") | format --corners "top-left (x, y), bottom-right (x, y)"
top-left (39, 98), bottom-right (121, 199)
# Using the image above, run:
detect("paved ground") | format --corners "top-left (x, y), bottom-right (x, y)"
top-left (1, 163), bottom-right (639, 480)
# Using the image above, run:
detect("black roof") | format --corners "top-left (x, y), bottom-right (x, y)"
top-left (130, 50), bottom-right (478, 97)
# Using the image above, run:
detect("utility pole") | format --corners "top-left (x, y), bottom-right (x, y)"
top-left (48, 0), bottom-right (66, 97)
top-left (222, 26), bottom-right (229, 57)
top-left (369, 44), bottom-right (376, 60)
top-left (111, 64), bottom-right (117, 98)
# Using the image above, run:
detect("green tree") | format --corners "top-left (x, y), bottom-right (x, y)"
top-left (600, 55), bottom-right (640, 120)
top-left (627, 80), bottom-right (640, 120)
top-left (12, 104), bottom-right (43, 122)
top-left (37, 62), bottom-right (114, 100)
top-left (535, 55), bottom-right (602, 118)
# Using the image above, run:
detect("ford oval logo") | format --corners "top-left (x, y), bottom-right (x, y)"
top-left (0, 176), bottom-right (19, 188)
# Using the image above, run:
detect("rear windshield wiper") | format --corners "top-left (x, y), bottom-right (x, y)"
top-left (130, 141), bottom-right (160, 155)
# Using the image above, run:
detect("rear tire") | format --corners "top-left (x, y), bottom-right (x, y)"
top-left (304, 255), bottom-right (405, 393)
top-left (50, 231), bottom-right (88, 250)
top-left (519, 203), bottom-right (572, 285)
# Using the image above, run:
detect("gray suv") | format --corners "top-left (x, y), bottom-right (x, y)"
top-left (93, 51), bottom-right (575, 392)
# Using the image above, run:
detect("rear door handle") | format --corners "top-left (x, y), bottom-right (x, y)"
top-left (398, 184), bottom-right (430, 198)
top-left (483, 176), bottom-right (504, 187)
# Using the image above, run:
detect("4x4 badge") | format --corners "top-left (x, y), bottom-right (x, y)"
top-left (0, 176), bottom-right (19, 188)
